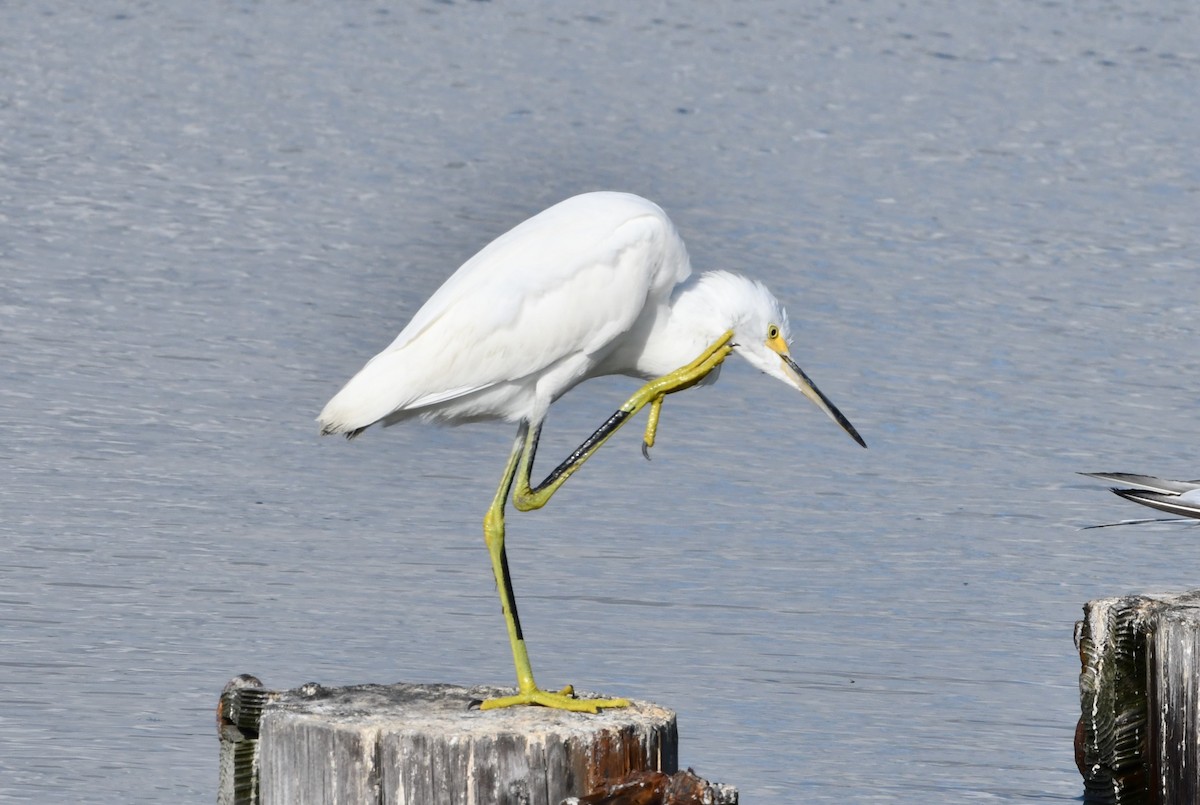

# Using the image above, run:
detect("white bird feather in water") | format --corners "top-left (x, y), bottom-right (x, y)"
top-left (1081, 473), bottom-right (1200, 524)
top-left (318, 191), bottom-right (865, 712)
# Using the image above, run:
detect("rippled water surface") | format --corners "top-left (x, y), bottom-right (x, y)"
top-left (3, 2), bottom-right (1199, 802)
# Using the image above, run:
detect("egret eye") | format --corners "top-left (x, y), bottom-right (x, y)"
top-left (767, 324), bottom-right (780, 340)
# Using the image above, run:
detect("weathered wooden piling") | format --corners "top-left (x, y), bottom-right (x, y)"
top-left (216, 678), bottom-right (731, 805)
top-left (1076, 591), bottom-right (1200, 805)
top-left (217, 674), bottom-right (269, 805)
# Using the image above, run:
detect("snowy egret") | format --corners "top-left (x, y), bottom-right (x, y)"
top-left (319, 191), bottom-right (865, 712)
top-left (1082, 472), bottom-right (1200, 521)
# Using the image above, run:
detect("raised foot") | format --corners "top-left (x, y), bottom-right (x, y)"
top-left (479, 684), bottom-right (631, 714)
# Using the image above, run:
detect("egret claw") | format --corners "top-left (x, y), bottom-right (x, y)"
top-left (642, 396), bottom-right (664, 460)
top-left (479, 685), bottom-right (631, 713)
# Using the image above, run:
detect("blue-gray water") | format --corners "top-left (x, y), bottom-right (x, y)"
top-left (3, 2), bottom-right (1198, 802)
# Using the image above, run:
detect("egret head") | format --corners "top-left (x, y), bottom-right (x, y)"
top-left (707, 272), bottom-right (866, 448)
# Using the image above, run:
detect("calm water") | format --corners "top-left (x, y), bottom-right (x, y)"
top-left (3, 2), bottom-right (1198, 802)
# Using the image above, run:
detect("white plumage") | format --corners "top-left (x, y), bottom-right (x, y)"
top-left (319, 193), bottom-right (685, 431)
top-left (319, 191), bottom-right (863, 444)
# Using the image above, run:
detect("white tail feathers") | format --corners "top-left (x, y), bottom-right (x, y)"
top-left (317, 349), bottom-right (417, 436)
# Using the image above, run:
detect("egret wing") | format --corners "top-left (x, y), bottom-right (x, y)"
top-left (319, 193), bottom-right (690, 433)
top-left (388, 193), bottom-right (684, 353)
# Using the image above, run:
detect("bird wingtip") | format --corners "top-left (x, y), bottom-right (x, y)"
top-left (317, 416), bottom-right (366, 440)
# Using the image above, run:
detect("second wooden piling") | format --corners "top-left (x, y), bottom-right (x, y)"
top-left (1076, 590), bottom-right (1200, 805)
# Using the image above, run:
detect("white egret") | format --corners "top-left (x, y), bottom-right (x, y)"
top-left (1082, 472), bottom-right (1200, 520)
top-left (319, 191), bottom-right (866, 712)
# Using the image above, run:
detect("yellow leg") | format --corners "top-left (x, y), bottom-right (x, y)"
top-left (513, 329), bottom-right (734, 512)
top-left (480, 331), bottom-right (734, 712)
top-left (480, 429), bottom-right (629, 713)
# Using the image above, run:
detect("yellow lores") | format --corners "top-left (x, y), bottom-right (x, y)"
top-left (319, 192), bottom-right (865, 713)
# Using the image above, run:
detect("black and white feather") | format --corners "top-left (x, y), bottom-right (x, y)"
top-left (1081, 472), bottom-right (1200, 521)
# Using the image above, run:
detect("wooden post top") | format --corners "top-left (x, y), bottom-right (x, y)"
top-left (267, 681), bottom-right (676, 738)
top-left (239, 680), bottom-right (684, 805)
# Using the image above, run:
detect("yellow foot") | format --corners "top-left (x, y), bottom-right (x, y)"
top-left (479, 684), bottom-right (631, 713)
